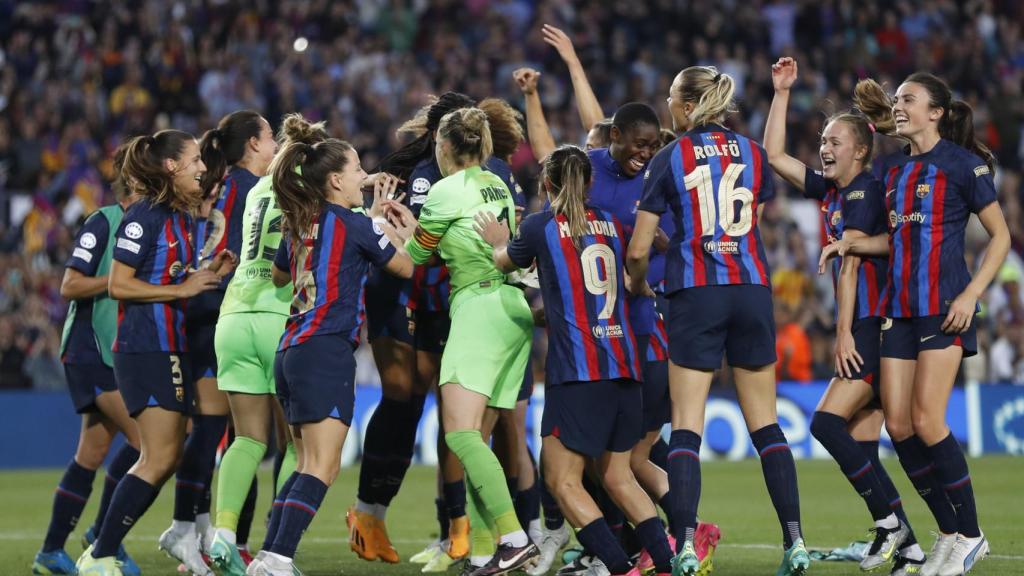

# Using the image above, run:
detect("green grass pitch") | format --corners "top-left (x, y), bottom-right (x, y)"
top-left (2, 457), bottom-right (1021, 575)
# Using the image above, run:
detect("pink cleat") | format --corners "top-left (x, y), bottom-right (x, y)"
top-left (694, 522), bottom-right (721, 575)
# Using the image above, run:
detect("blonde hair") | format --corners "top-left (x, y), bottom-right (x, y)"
top-left (544, 145), bottom-right (592, 250)
top-left (852, 79), bottom-right (899, 137)
top-left (674, 66), bottom-right (737, 127)
top-left (438, 107), bottom-right (493, 165)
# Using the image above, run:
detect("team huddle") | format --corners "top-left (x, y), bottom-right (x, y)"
top-left (33, 23), bottom-right (1008, 576)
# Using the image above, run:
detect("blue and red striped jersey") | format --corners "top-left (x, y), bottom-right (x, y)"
top-left (646, 313), bottom-right (669, 362)
top-left (586, 148), bottom-right (672, 337)
top-left (275, 204), bottom-right (398, 349)
top-left (804, 168), bottom-right (888, 320)
top-left (506, 208), bottom-right (642, 386)
top-left (640, 125), bottom-right (774, 293)
top-left (63, 211), bottom-right (113, 364)
top-left (879, 139), bottom-right (997, 318)
top-left (190, 166), bottom-right (261, 319)
top-left (111, 198), bottom-right (194, 353)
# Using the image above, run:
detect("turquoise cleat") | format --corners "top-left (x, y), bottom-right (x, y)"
top-left (671, 540), bottom-right (700, 576)
top-left (208, 531), bottom-right (248, 576)
top-left (32, 549), bottom-right (78, 575)
top-left (775, 538), bottom-right (811, 576)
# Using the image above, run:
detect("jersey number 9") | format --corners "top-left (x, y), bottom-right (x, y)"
top-left (581, 243), bottom-right (618, 320)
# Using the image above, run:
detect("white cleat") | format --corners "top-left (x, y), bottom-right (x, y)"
top-left (529, 523), bottom-right (571, 576)
top-left (158, 526), bottom-right (212, 576)
top-left (422, 542), bottom-right (458, 573)
top-left (938, 533), bottom-right (989, 576)
top-left (411, 539), bottom-right (444, 564)
top-left (921, 532), bottom-right (958, 576)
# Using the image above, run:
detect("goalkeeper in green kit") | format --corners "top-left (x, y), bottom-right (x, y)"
top-left (385, 107), bottom-right (539, 576)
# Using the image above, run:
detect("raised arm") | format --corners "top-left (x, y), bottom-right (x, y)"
top-left (513, 67), bottom-right (556, 162)
top-left (764, 57), bottom-right (807, 189)
top-left (542, 24), bottom-right (604, 131)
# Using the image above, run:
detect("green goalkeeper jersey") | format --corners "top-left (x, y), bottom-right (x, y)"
top-left (405, 165), bottom-right (517, 305)
top-left (219, 175), bottom-right (292, 317)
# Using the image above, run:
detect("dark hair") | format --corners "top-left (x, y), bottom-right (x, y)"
top-left (438, 107), bottom-right (492, 166)
top-left (110, 143), bottom-right (133, 202)
top-left (659, 129), bottom-right (677, 148)
top-left (824, 111), bottom-right (875, 166)
top-left (673, 66), bottom-right (737, 126)
top-left (199, 110), bottom-right (264, 198)
top-left (544, 145), bottom-right (592, 250)
top-left (377, 92), bottom-right (476, 181)
top-left (853, 79), bottom-right (898, 137)
top-left (903, 72), bottom-right (995, 170)
top-left (273, 139), bottom-right (355, 244)
top-left (122, 129), bottom-right (197, 212)
top-left (612, 102), bottom-right (661, 134)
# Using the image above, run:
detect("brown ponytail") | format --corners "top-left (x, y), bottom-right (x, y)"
top-left (272, 139), bottom-right (354, 244)
top-left (544, 145), bottom-right (592, 250)
top-left (121, 129), bottom-right (197, 212)
top-left (199, 110), bottom-right (264, 198)
top-left (852, 78), bottom-right (899, 137)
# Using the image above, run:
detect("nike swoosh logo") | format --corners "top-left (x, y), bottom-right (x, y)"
top-left (169, 241), bottom-right (179, 248)
top-left (497, 547), bottom-right (532, 570)
top-left (920, 335), bottom-right (937, 342)
top-left (887, 189), bottom-right (896, 196)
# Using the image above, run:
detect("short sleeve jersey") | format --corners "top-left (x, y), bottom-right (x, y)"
top-left (62, 212), bottom-right (113, 364)
top-left (219, 175), bottom-right (292, 317)
top-left (507, 208), bottom-right (642, 385)
top-left (404, 165), bottom-right (517, 304)
top-left (879, 139), bottom-right (997, 317)
top-left (640, 125), bottom-right (774, 294)
top-left (111, 198), bottom-right (194, 353)
top-left (277, 204), bottom-right (397, 349)
top-left (804, 168), bottom-right (888, 320)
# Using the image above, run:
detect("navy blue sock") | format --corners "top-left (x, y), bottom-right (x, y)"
top-left (540, 474), bottom-right (565, 530)
top-left (379, 395), bottom-right (425, 507)
top-left (236, 477), bottom-right (258, 546)
top-left (174, 414), bottom-right (228, 521)
top-left (892, 436), bottom-right (957, 534)
top-left (576, 518), bottom-right (632, 574)
top-left (93, 474), bottom-right (158, 558)
top-left (636, 517), bottom-right (673, 573)
top-left (435, 497), bottom-right (450, 537)
top-left (750, 424), bottom-right (802, 548)
top-left (668, 429), bottom-right (701, 544)
top-left (658, 493), bottom-right (676, 535)
top-left (650, 436), bottom-right (669, 471)
top-left (358, 397), bottom-right (403, 505)
top-left (273, 448), bottom-right (285, 494)
top-left (269, 473), bottom-right (328, 558)
top-left (443, 480), bottom-right (466, 519)
top-left (263, 472), bottom-right (298, 551)
top-left (92, 444), bottom-right (139, 534)
top-left (811, 412), bottom-right (892, 521)
top-left (928, 433), bottom-right (979, 537)
top-left (515, 460), bottom-right (540, 529)
top-left (506, 475), bottom-right (520, 506)
top-left (860, 440), bottom-right (917, 547)
top-left (42, 461), bottom-right (95, 552)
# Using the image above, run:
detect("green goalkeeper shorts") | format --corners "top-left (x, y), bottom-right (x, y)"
top-left (440, 283), bottom-right (533, 410)
top-left (216, 312), bottom-right (287, 395)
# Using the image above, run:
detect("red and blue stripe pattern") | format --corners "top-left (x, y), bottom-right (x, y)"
top-left (113, 208), bottom-right (193, 353)
top-left (880, 162), bottom-right (950, 318)
top-left (667, 130), bottom-right (771, 290)
top-left (400, 264), bottom-right (451, 311)
top-left (646, 315), bottom-right (669, 362)
top-left (542, 209), bottom-right (642, 385)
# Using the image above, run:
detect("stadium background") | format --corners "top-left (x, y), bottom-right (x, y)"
top-left (0, 1), bottom-right (1022, 574)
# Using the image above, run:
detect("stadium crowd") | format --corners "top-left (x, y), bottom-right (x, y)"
top-left (1, 0), bottom-right (1023, 390)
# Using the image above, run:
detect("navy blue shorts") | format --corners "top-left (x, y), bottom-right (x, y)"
top-left (411, 309), bottom-right (450, 355)
top-left (842, 317), bottom-right (882, 392)
top-left (366, 284), bottom-right (450, 354)
top-left (518, 355), bottom-right (534, 402)
top-left (667, 285), bottom-right (776, 370)
top-left (113, 352), bottom-right (193, 417)
top-left (64, 363), bottom-right (118, 414)
top-left (187, 321), bottom-right (217, 380)
top-left (642, 359), bottom-right (670, 433)
top-left (541, 379), bottom-right (642, 458)
top-left (275, 333), bottom-right (356, 426)
top-left (880, 315), bottom-right (978, 360)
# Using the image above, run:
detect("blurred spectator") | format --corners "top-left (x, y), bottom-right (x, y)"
top-left (1, 0), bottom-right (1022, 388)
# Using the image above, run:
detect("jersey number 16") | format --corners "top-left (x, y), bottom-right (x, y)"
top-left (684, 163), bottom-right (753, 237)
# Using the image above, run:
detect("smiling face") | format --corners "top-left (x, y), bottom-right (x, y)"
top-left (668, 73), bottom-right (693, 132)
top-left (327, 148), bottom-right (368, 208)
top-left (250, 117), bottom-right (278, 175)
top-left (893, 81), bottom-right (943, 140)
top-left (609, 122), bottom-right (660, 177)
top-left (819, 120), bottom-right (866, 184)
top-left (168, 139), bottom-right (206, 202)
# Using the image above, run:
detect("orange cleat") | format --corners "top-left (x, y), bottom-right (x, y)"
top-left (347, 506), bottom-right (379, 561)
top-left (447, 515), bottom-right (471, 560)
top-left (372, 516), bottom-right (400, 564)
